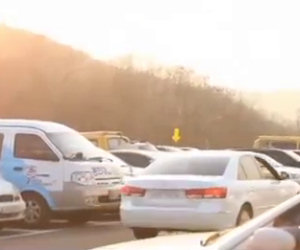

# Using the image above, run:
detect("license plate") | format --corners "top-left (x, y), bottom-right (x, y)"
top-left (149, 190), bottom-right (181, 199)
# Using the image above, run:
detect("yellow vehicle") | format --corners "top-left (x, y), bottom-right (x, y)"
top-left (253, 135), bottom-right (300, 150)
top-left (81, 131), bottom-right (131, 150)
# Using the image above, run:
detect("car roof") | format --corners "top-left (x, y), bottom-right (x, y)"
top-left (0, 119), bottom-right (73, 133)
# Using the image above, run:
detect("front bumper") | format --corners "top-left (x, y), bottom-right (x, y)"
top-left (0, 200), bottom-right (26, 222)
top-left (59, 183), bottom-right (122, 211)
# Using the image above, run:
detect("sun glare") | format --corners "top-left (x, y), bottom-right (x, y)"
top-left (0, 0), bottom-right (299, 91)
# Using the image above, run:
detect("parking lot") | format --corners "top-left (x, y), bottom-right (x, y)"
top-left (0, 220), bottom-right (134, 250)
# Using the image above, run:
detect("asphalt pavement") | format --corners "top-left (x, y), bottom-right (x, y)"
top-left (0, 220), bottom-right (134, 250)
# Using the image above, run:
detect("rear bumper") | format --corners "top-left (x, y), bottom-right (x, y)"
top-left (121, 206), bottom-right (236, 231)
top-left (0, 200), bottom-right (26, 223)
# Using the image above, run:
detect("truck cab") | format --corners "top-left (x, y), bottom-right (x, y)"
top-left (81, 131), bottom-right (131, 150)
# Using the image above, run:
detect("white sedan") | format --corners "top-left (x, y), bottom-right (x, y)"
top-left (120, 151), bottom-right (300, 239)
top-left (0, 177), bottom-right (26, 228)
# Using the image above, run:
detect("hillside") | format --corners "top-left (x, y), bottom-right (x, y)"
top-left (0, 25), bottom-right (291, 148)
top-left (243, 90), bottom-right (300, 123)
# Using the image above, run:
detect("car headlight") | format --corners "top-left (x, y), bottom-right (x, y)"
top-left (71, 171), bottom-right (95, 185)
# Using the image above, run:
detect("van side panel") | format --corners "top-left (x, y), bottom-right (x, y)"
top-left (0, 129), bottom-right (63, 210)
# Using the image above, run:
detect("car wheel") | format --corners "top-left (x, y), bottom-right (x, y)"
top-left (22, 193), bottom-right (50, 228)
top-left (236, 205), bottom-right (252, 226)
top-left (132, 228), bottom-right (158, 239)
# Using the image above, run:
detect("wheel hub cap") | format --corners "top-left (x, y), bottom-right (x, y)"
top-left (25, 200), bottom-right (41, 224)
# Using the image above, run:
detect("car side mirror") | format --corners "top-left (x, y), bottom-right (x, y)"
top-left (280, 171), bottom-right (290, 180)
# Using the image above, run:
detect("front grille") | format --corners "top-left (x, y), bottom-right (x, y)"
top-left (0, 195), bottom-right (13, 202)
top-left (98, 195), bottom-right (109, 203)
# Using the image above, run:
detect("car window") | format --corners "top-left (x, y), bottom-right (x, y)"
top-left (240, 156), bottom-right (262, 180)
top-left (145, 156), bottom-right (229, 175)
top-left (255, 157), bottom-right (278, 180)
top-left (15, 134), bottom-right (59, 161)
top-left (112, 152), bottom-right (152, 167)
top-left (0, 134), bottom-right (3, 158)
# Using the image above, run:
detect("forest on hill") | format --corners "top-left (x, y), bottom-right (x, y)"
top-left (0, 25), bottom-right (291, 148)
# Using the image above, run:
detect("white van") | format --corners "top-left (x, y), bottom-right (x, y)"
top-left (0, 120), bottom-right (124, 227)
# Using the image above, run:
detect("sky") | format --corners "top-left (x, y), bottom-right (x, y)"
top-left (0, 0), bottom-right (299, 91)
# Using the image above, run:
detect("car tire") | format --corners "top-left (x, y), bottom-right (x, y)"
top-left (22, 193), bottom-right (50, 228)
top-left (236, 205), bottom-right (252, 226)
top-left (132, 228), bottom-right (158, 239)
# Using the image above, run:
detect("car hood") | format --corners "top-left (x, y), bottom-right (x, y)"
top-left (90, 232), bottom-right (214, 250)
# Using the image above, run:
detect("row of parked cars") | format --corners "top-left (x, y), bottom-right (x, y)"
top-left (94, 139), bottom-right (300, 249)
top-left (1, 118), bottom-right (300, 243)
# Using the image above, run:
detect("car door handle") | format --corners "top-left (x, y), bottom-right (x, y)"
top-left (13, 167), bottom-right (23, 172)
top-left (36, 174), bottom-right (50, 177)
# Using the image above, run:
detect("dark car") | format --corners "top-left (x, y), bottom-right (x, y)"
top-left (234, 148), bottom-right (300, 168)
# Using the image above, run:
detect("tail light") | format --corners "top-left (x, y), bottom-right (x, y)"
top-left (121, 185), bottom-right (145, 197)
top-left (186, 187), bottom-right (227, 199)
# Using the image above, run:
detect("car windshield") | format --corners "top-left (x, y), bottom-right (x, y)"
top-left (144, 156), bottom-right (229, 175)
top-left (48, 132), bottom-right (122, 162)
